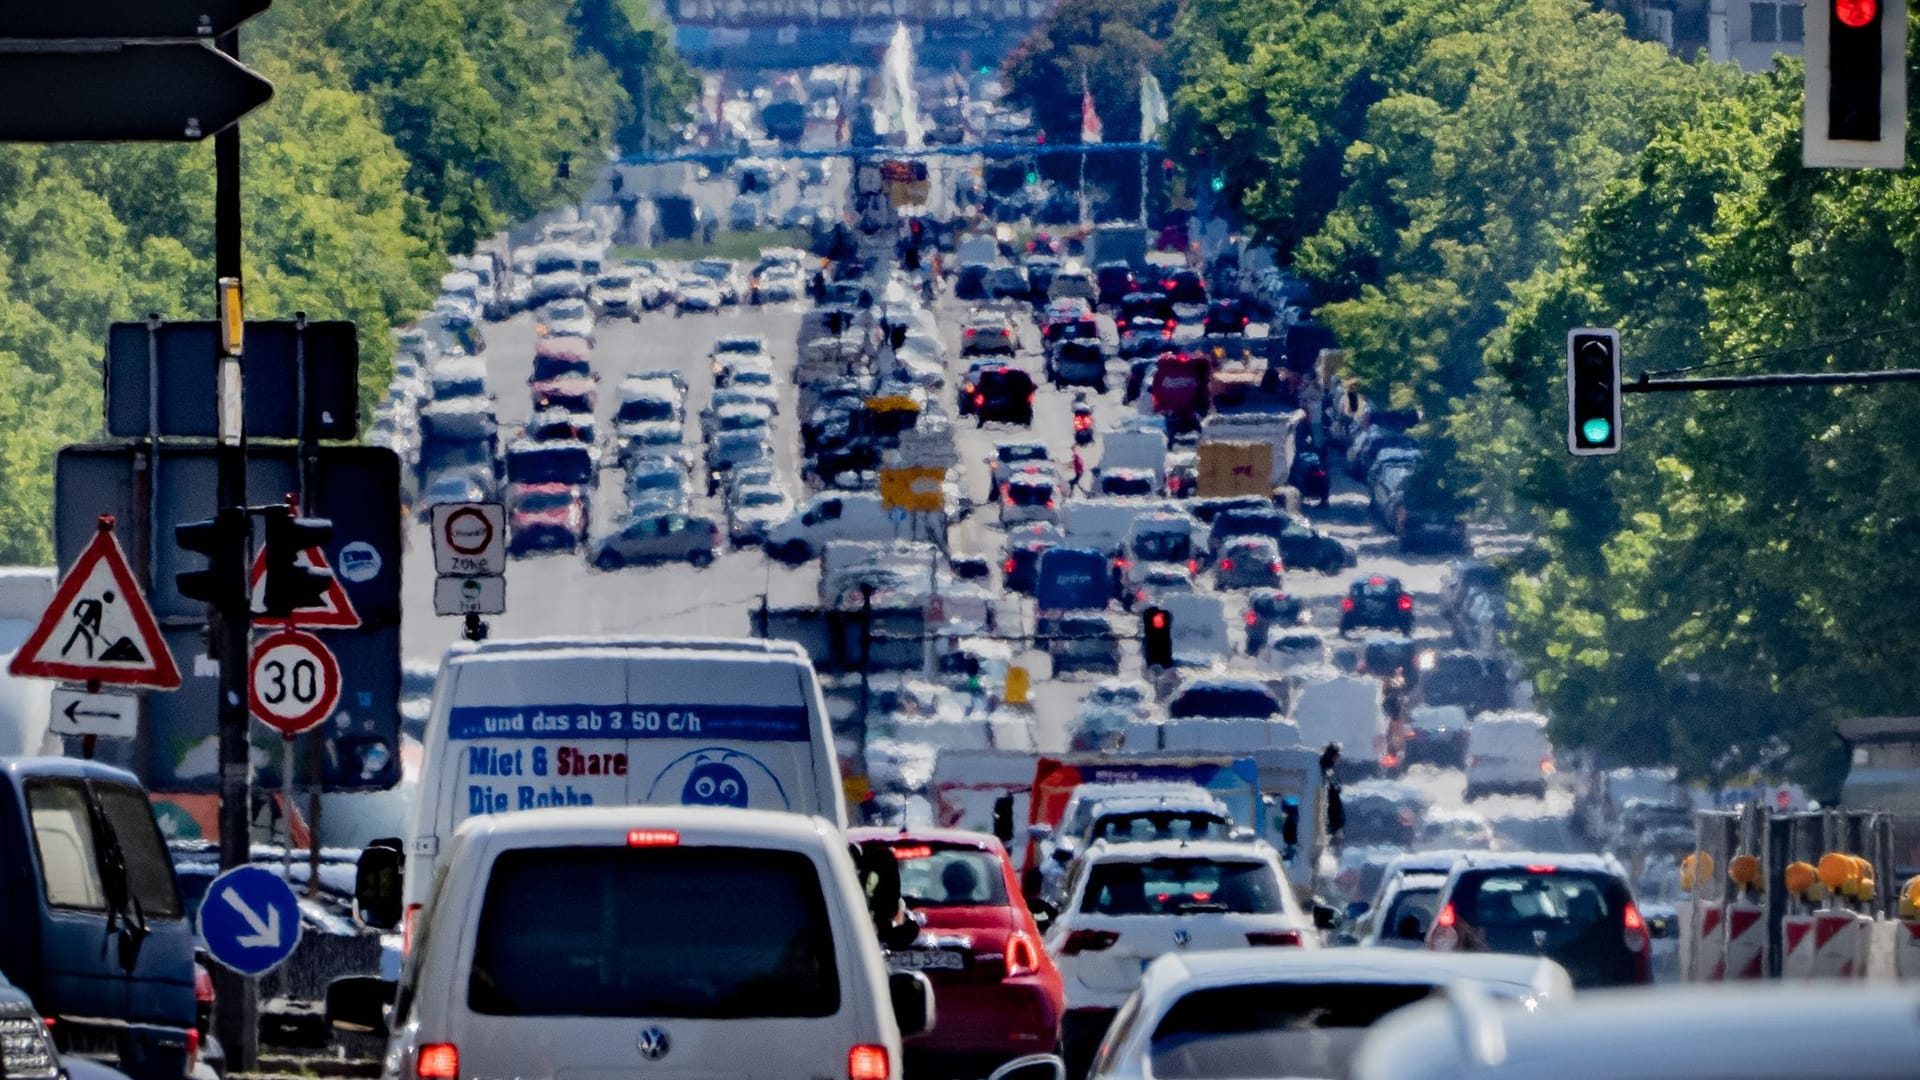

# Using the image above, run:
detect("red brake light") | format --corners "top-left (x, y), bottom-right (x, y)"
top-left (849, 1045), bottom-right (890, 1080)
top-left (185, 1028), bottom-right (200, 1075)
top-left (418, 1044), bottom-right (460, 1080)
top-left (1003, 558), bottom-right (1017, 574)
top-left (627, 829), bottom-right (680, 846)
top-left (1271, 562), bottom-right (1284, 574)
top-left (1220, 558), bottom-right (1235, 571)
top-left (1063, 929), bottom-right (1121, 954)
top-left (1368, 575), bottom-right (1386, 585)
top-left (1397, 594), bottom-right (1414, 611)
top-left (1623, 903), bottom-right (1650, 953)
top-left (1162, 327), bottom-right (1174, 337)
top-left (1188, 558), bottom-right (1199, 573)
top-left (891, 844), bottom-right (933, 860)
top-left (1525, 865), bottom-right (1558, 874)
top-left (1006, 931), bottom-right (1042, 978)
top-left (1623, 903), bottom-right (1645, 931)
top-left (1341, 597), bottom-right (1354, 611)
top-left (1244, 610), bottom-right (1258, 626)
top-left (194, 964), bottom-right (215, 1004)
top-left (973, 394), bottom-right (985, 406)
top-left (965, 328), bottom-right (976, 336)
top-left (1150, 611), bottom-right (1167, 629)
top-left (1436, 904), bottom-right (1457, 927)
top-left (402, 902), bottom-right (423, 955)
top-left (1246, 930), bottom-right (1302, 946)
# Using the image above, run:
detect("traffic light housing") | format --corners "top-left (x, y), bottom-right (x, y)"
top-left (1143, 606), bottom-right (1172, 668)
top-left (1805, 0), bottom-right (1908, 168)
top-left (1566, 327), bottom-right (1621, 456)
top-left (258, 505), bottom-right (333, 617)
top-left (175, 508), bottom-right (248, 610)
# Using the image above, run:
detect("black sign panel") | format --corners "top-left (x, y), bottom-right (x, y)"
top-left (0, 1), bottom-right (271, 39)
top-left (105, 320), bottom-right (359, 440)
top-left (0, 44), bottom-right (272, 142)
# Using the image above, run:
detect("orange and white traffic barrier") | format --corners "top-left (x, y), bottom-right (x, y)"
top-left (1680, 851), bottom-right (1725, 981)
top-left (1894, 876), bottom-right (1920, 981)
top-left (1781, 860), bottom-right (1821, 978)
top-left (1721, 855), bottom-right (1766, 980)
top-left (1809, 853), bottom-right (1869, 979)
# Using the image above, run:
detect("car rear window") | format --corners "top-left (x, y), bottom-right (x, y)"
top-left (1093, 812), bottom-right (1232, 844)
top-left (1148, 982), bottom-right (1435, 1080)
top-left (26, 778), bottom-right (182, 918)
top-left (1458, 870), bottom-right (1616, 930)
top-left (892, 845), bottom-right (1009, 907)
top-left (469, 847), bottom-right (840, 1019)
top-left (1169, 686), bottom-right (1279, 719)
top-left (1081, 858), bottom-right (1281, 915)
top-left (1009, 481), bottom-right (1054, 506)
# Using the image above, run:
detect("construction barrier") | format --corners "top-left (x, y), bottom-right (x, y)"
top-left (1810, 908), bottom-right (1867, 978)
top-left (1892, 918), bottom-right (1920, 980)
top-left (1781, 913), bottom-right (1818, 978)
top-left (1723, 897), bottom-right (1766, 980)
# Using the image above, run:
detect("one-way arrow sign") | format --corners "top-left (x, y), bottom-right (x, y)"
top-left (0, 43), bottom-right (273, 142)
top-left (0, 1), bottom-right (271, 40)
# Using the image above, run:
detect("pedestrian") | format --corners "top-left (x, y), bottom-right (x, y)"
top-left (1070, 447), bottom-right (1087, 495)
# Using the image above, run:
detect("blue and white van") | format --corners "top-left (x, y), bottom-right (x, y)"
top-left (398, 636), bottom-right (846, 915)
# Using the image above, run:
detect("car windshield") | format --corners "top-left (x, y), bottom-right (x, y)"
top-left (515, 488), bottom-right (573, 512)
top-left (630, 470), bottom-right (679, 492)
top-left (715, 338), bottom-right (762, 353)
top-left (547, 301), bottom-right (588, 319)
top-left (617, 398), bottom-right (673, 422)
top-left (1132, 531), bottom-right (1191, 562)
top-left (732, 368), bottom-right (773, 386)
top-left (1082, 858), bottom-right (1282, 915)
top-left (1147, 982), bottom-right (1436, 1080)
top-left (1104, 474), bottom-right (1154, 495)
top-left (1091, 685), bottom-right (1146, 707)
top-left (435, 376), bottom-right (488, 398)
top-left (999, 445), bottom-right (1047, 464)
top-left (1009, 481), bottom-right (1054, 506)
top-left (1092, 812), bottom-right (1232, 844)
top-left (1169, 686), bottom-right (1279, 719)
top-left (720, 411), bottom-right (767, 431)
top-left (892, 845), bottom-right (1010, 907)
top-left (531, 355), bottom-right (590, 381)
top-left (594, 274), bottom-right (632, 288)
top-left (468, 847), bottom-right (838, 1019)
top-left (740, 488), bottom-right (784, 507)
top-left (1357, 579), bottom-right (1402, 599)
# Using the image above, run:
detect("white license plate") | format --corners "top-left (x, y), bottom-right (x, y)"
top-left (889, 949), bottom-right (965, 972)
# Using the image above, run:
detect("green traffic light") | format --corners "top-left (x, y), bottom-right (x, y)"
top-left (1210, 176), bottom-right (1225, 192)
top-left (1025, 172), bottom-right (1038, 185)
top-left (1581, 418), bottom-right (1612, 444)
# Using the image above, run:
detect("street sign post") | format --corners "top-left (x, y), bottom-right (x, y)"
top-left (434, 576), bottom-right (506, 617)
top-left (0, 44), bottom-right (273, 142)
top-left (49, 689), bottom-right (140, 739)
top-left (247, 629), bottom-right (341, 736)
top-left (9, 518), bottom-right (180, 689)
top-left (431, 503), bottom-right (507, 576)
top-left (200, 865), bottom-right (302, 976)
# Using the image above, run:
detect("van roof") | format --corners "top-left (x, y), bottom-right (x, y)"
top-left (448, 635), bottom-right (812, 665)
top-left (0, 755), bottom-right (145, 788)
top-left (451, 804), bottom-right (839, 852)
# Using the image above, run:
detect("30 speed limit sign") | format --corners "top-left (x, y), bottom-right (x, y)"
top-left (248, 629), bottom-right (342, 736)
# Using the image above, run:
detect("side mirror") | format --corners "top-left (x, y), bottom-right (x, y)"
top-left (888, 971), bottom-right (936, 1038)
top-left (354, 840), bottom-right (405, 930)
top-left (1026, 823), bottom-right (1054, 843)
top-left (986, 1055), bottom-right (1066, 1080)
top-left (1646, 916), bottom-right (1673, 940)
top-left (1312, 903), bottom-right (1339, 932)
top-left (325, 975), bottom-right (394, 1038)
top-left (1051, 844), bottom-right (1074, 865)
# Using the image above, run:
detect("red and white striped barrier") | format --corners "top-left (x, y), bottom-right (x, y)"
top-left (1782, 914), bottom-right (1818, 978)
top-left (1892, 919), bottom-right (1920, 980)
top-left (1722, 898), bottom-right (1766, 980)
top-left (1810, 908), bottom-right (1867, 979)
top-left (1691, 901), bottom-right (1726, 980)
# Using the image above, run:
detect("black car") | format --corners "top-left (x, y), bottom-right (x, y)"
top-left (1290, 450), bottom-right (1331, 506)
top-left (1414, 650), bottom-right (1511, 715)
top-left (1003, 538), bottom-right (1056, 594)
top-left (1095, 261), bottom-right (1134, 308)
top-left (954, 262), bottom-right (991, 300)
top-left (1164, 269), bottom-right (1208, 306)
top-left (1280, 521), bottom-right (1354, 574)
top-left (1243, 589), bottom-right (1306, 653)
top-left (1119, 290), bottom-right (1173, 324)
top-left (973, 366), bottom-right (1036, 427)
top-left (1340, 574), bottom-right (1415, 636)
top-left (1204, 299), bottom-right (1250, 336)
top-left (1044, 613), bottom-right (1122, 674)
top-left (1124, 356), bottom-right (1156, 404)
top-left (1400, 506), bottom-right (1471, 554)
top-left (1429, 856), bottom-right (1652, 988)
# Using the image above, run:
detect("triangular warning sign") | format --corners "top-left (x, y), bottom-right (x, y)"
top-left (248, 546), bottom-right (361, 629)
top-left (10, 521), bottom-right (180, 689)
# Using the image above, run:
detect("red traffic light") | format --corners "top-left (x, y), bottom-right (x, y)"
top-left (1837, 0), bottom-right (1877, 27)
top-left (1150, 611), bottom-right (1168, 629)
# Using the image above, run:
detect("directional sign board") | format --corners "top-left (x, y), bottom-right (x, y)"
top-left (50, 689), bottom-right (140, 739)
top-left (431, 503), bottom-right (507, 576)
top-left (434, 576), bottom-right (505, 617)
top-left (0, 2), bottom-right (272, 39)
top-left (248, 546), bottom-right (361, 629)
top-left (0, 44), bottom-right (273, 142)
top-left (248, 630), bottom-right (342, 736)
top-left (201, 865), bottom-right (302, 976)
top-left (10, 521), bottom-right (180, 688)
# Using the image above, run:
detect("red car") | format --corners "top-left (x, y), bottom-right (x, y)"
top-left (850, 828), bottom-right (1065, 1078)
top-left (505, 480), bottom-right (587, 555)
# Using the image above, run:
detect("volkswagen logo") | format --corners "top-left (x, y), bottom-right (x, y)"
top-left (637, 1028), bottom-right (671, 1061)
top-left (1173, 928), bottom-right (1191, 948)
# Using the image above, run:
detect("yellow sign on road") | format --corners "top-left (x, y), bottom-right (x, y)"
top-left (1005, 665), bottom-right (1029, 706)
top-left (878, 466), bottom-right (947, 512)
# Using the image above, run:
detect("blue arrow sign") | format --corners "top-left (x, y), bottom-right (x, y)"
top-left (200, 865), bottom-right (302, 976)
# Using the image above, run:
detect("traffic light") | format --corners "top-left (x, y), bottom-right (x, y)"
top-left (258, 504), bottom-right (333, 617)
top-left (1805, 0), bottom-right (1908, 168)
top-left (1209, 175), bottom-right (1224, 193)
top-left (175, 508), bottom-right (248, 609)
top-left (1142, 606), bottom-right (1172, 668)
top-left (1566, 327), bottom-right (1621, 456)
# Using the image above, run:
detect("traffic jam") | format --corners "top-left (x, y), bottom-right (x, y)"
top-left (3, 154), bottom-right (1915, 1080)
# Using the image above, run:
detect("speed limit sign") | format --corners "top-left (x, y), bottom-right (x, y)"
top-left (248, 629), bottom-right (342, 736)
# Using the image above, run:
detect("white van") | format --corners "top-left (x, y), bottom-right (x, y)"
top-left (1465, 710), bottom-right (1554, 800)
top-left (769, 492), bottom-right (921, 562)
top-left (1291, 674), bottom-right (1387, 773)
top-left (1157, 593), bottom-right (1230, 666)
top-left (353, 807), bottom-right (927, 1080)
top-left (401, 636), bottom-right (846, 913)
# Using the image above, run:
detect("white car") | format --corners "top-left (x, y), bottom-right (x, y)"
top-left (1089, 950), bottom-right (1574, 1080)
top-left (1046, 838), bottom-right (1313, 1072)
top-left (998, 466), bottom-right (1061, 528)
top-left (587, 271), bottom-right (641, 320)
top-left (727, 483), bottom-right (794, 546)
top-left (722, 360), bottom-right (781, 414)
top-left (1070, 679), bottom-right (1157, 752)
top-left (675, 276), bottom-right (722, 313)
top-left (538, 298), bottom-right (596, 344)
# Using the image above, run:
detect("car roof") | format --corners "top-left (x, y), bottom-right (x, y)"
top-left (1146, 949), bottom-right (1568, 998)
top-left (1445, 851), bottom-right (1626, 876)
top-left (847, 826), bottom-right (1006, 853)
top-left (450, 804), bottom-right (836, 850)
top-left (1085, 838), bottom-right (1275, 862)
top-left (1088, 793), bottom-right (1231, 818)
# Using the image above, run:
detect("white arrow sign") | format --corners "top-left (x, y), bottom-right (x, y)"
top-left (222, 885), bottom-right (283, 949)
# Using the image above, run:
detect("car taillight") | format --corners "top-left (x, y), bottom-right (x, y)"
top-left (1240, 316), bottom-right (1248, 327)
top-left (403, 902), bottom-right (423, 955)
top-left (1219, 558), bottom-right (1235, 571)
top-left (1397, 595), bottom-right (1414, 611)
top-left (417, 1044), bottom-right (459, 1080)
top-left (1161, 327), bottom-right (1174, 338)
top-left (184, 1027), bottom-right (200, 1076)
top-left (1113, 557), bottom-right (1130, 568)
top-left (1062, 929), bottom-right (1120, 954)
top-left (1622, 903), bottom-right (1649, 953)
top-left (1027, 392), bottom-right (1036, 403)
top-left (1246, 930), bottom-right (1301, 946)
top-left (194, 964), bottom-right (215, 1005)
top-left (1004, 558), bottom-right (1017, 574)
top-left (1006, 932), bottom-right (1042, 978)
top-left (1244, 610), bottom-right (1258, 626)
top-left (627, 829), bottom-right (680, 846)
top-left (1271, 562), bottom-right (1284, 574)
top-left (1310, 469), bottom-right (1326, 480)
top-left (849, 1045), bottom-right (889, 1080)
top-left (1542, 756), bottom-right (1557, 775)
top-left (973, 394), bottom-right (985, 406)
top-left (1430, 905), bottom-right (1459, 951)
top-left (1187, 558), bottom-right (1199, 573)
top-left (1045, 499), bottom-right (1055, 509)
top-left (1341, 597), bottom-right (1354, 611)
top-left (965, 328), bottom-right (976, 336)
top-left (1381, 752), bottom-right (1401, 769)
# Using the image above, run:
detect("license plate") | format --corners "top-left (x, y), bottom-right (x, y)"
top-left (888, 949), bottom-right (965, 972)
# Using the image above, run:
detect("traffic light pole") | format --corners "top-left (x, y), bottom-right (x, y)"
top-left (1623, 368), bottom-right (1920, 392)
top-left (211, 26), bottom-right (259, 1075)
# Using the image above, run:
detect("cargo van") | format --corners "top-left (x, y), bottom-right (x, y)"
top-left (1290, 674), bottom-right (1387, 780)
top-left (768, 492), bottom-right (922, 562)
top-left (1465, 711), bottom-right (1554, 800)
top-left (391, 637), bottom-right (846, 915)
top-left (332, 808), bottom-right (930, 1080)
top-left (0, 759), bottom-right (198, 1080)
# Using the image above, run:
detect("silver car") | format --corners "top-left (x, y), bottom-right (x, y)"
top-left (592, 511), bottom-right (719, 569)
